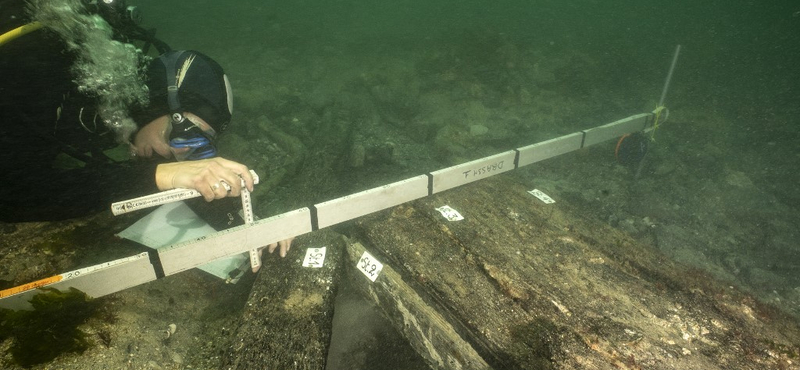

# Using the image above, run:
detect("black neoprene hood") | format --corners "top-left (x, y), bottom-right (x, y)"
top-left (134, 50), bottom-right (232, 133)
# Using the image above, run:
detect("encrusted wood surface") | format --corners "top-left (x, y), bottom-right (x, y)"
top-left (352, 174), bottom-right (800, 370)
top-left (220, 230), bottom-right (344, 370)
top-left (345, 240), bottom-right (490, 370)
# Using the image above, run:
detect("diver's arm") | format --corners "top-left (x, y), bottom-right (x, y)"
top-left (0, 158), bottom-right (161, 222)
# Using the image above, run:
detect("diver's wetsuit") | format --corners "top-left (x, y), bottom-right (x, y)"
top-left (0, 1), bottom-right (163, 221)
top-left (0, 1), bottom-right (240, 228)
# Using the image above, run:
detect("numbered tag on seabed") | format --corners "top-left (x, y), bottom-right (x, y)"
top-left (302, 247), bottom-right (327, 268)
top-left (528, 189), bottom-right (555, 204)
top-left (357, 251), bottom-right (384, 282)
top-left (435, 205), bottom-right (464, 221)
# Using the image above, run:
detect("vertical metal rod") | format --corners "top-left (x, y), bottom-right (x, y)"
top-left (658, 44), bottom-right (682, 107)
top-left (636, 45), bottom-right (682, 180)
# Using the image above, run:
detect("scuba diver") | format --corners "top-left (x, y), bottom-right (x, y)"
top-left (0, 0), bottom-right (292, 258)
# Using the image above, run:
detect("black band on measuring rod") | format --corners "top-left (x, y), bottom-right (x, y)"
top-left (426, 173), bottom-right (433, 196)
top-left (309, 205), bottom-right (319, 231)
top-left (579, 130), bottom-right (587, 149)
top-left (513, 149), bottom-right (520, 169)
top-left (148, 251), bottom-right (166, 279)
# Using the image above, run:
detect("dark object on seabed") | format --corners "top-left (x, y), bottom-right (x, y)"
top-left (615, 131), bottom-right (649, 169)
top-left (0, 288), bottom-right (100, 367)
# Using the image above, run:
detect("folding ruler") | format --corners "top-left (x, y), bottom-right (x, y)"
top-left (111, 169), bottom-right (262, 271)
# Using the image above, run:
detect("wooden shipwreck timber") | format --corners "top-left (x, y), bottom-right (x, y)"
top-left (3, 111), bottom-right (798, 368)
top-left (229, 174), bottom-right (800, 370)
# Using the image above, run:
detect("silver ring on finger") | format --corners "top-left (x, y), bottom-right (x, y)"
top-left (212, 183), bottom-right (221, 190)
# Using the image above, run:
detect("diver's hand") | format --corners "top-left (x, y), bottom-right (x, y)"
top-left (131, 116), bottom-right (173, 159)
top-left (268, 238), bottom-right (294, 258)
top-left (251, 238), bottom-right (295, 273)
top-left (155, 157), bottom-right (255, 201)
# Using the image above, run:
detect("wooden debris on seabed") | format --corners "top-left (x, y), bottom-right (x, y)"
top-left (349, 174), bottom-right (800, 370)
top-left (220, 229), bottom-right (345, 370)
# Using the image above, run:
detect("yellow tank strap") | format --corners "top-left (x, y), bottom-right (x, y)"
top-left (0, 21), bottom-right (44, 48)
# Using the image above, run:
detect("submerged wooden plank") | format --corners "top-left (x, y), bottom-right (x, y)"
top-left (220, 229), bottom-right (344, 370)
top-left (352, 175), bottom-right (800, 369)
top-left (345, 240), bottom-right (492, 370)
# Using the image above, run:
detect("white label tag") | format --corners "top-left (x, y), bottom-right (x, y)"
top-left (528, 189), bottom-right (555, 204)
top-left (302, 247), bottom-right (327, 268)
top-left (357, 251), bottom-right (384, 282)
top-left (435, 205), bottom-right (464, 221)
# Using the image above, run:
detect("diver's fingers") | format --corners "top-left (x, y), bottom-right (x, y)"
top-left (140, 144), bottom-right (153, 158)
top-left (194, 178), bottom-right (216, 201)
top-left (202, 159), bottom-right (243, 197)
top-left (239, 168), bottom-right (255, 192)
top-left (280, 238), bottom-right (294, 258)
top-left (197, 169), bottom-right (230, 200)
top-left (153, 140), bottom-right (173, 159)
top-left (251, 248), bottom-right (264, 273)
top-left (212, 157), bottom-right (253, 192)
top-left (211, 179), bottom-right (230, 200)
top-left (266, 238), bottom-right (294, 258)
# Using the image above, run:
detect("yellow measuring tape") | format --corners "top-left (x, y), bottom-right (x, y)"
top-left (0, 275), bottom-right (62, 299)
top-left (0, 21), bottom-right (43, 48)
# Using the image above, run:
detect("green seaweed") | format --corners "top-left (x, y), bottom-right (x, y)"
top-left (760, 338), bottom-right (799, 359)
top-left (0, 288), bottom-right (99, 367)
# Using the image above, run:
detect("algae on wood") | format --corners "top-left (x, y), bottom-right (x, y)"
top-left (345, 240), bottom-right (491, 370)
top-left (221, 230), bottom-right (344, 370)
top-left (351, 175), bottom-right (800, 369)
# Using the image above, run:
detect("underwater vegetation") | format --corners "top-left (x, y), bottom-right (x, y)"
top-left (0, 288), bottom-right (101, 367)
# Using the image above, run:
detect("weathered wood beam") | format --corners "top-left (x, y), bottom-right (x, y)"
top-left (221, 230), bottom-right (344, 370)
top-left (345, 239), bottom-right (492, 370)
